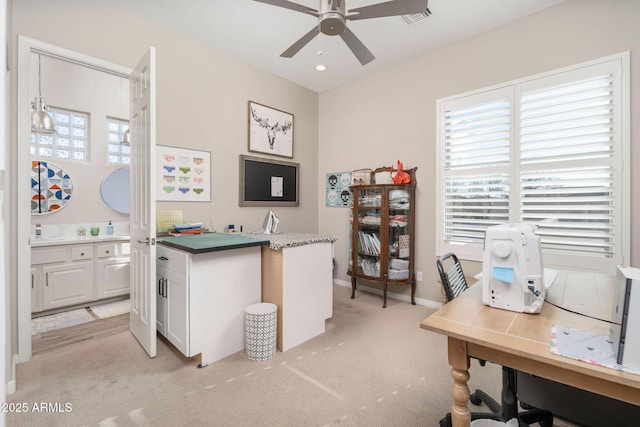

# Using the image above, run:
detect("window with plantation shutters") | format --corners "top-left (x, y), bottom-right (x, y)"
top-left (436, 53), bottom-right (629, 273)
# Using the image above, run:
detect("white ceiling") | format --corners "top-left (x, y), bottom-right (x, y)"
top-left (107, 0), bottom-right (566, 93)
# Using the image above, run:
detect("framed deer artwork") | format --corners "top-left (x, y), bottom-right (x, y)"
top-left (248, 101), bottom-right (294, 158)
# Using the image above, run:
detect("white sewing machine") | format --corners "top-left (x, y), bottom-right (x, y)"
top-left (482, 223), bottom-right (547, 314)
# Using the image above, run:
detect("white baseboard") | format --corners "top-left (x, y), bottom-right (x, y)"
top-left (5, 355), bottom-right (17, 395)
top-left (333, 279), bottom-right (442, 309)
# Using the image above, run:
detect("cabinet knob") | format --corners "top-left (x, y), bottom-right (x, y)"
top-left (80, 252), bottom-right (85, 256)
top-left (106, 250), bottom-right (110, 254)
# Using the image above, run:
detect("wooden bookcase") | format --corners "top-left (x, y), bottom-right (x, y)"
top-left (348, 167), bottom-right (417, 308)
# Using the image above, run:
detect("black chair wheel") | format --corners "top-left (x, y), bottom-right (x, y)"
top-left (539, 419), bottom-right (553, 427)
top-left (439, 418), bottom-right (449, 427)
top-left (470, 392), bottom-right (482, 406)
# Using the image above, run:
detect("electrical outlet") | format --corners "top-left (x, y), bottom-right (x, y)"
top-left (416, 271), bottom-right (423, 282)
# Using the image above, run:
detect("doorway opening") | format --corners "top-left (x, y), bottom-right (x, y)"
top-left (17, 36), bottom-right (133, 363)
top-left (31, 299), bottom-right (130, 354)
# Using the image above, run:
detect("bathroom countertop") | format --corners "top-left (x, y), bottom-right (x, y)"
top-left (31, 235), bottom-right (131, 247)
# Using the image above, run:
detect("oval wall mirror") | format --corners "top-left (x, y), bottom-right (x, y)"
top-left (31, 160), bottom-right (73, 215)
top-left (100, 168), bottom-right (130, 214)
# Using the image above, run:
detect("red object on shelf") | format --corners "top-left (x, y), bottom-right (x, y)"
top-left (391, 160), bottom-right (410, 184)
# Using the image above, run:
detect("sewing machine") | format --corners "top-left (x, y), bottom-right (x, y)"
top-left (482, 223), bottom-right (546, 314)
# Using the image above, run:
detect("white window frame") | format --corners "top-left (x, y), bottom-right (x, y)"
top-left (436, 52), bottom-right (630, 274)
top-left (31, 106), bottom-right (89, 161)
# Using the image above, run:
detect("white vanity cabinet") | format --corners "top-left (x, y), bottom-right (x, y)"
top-left (31, 238), bottom-right (130, 314)
top-left (95, 241), bottom-right (131, 299)
top-left (31, 244), bottom-right (95, 311)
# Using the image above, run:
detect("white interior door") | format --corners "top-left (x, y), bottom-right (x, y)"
top-left (129, 47), bottom-right (157, 357)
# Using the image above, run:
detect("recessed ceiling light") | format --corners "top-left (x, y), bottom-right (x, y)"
top-left (315, 64), bottom-right (327, 72)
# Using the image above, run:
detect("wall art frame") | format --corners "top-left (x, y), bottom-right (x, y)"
top-left (248, 100), bottom-right (294, 158)
top-left (156, 145), bottom-right (211, 202)
top-left (31, 160), bottom-right (73, 214)
top-left (240, 155), bottom-right (299, 207)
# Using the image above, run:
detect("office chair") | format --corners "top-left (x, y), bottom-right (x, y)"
top-left (436, 253), bottom-right (553, 427)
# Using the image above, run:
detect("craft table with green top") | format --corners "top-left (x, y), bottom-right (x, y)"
top-left (159, 232), bottom-right (269, 254)
top-left (156, 233), bottom-right (269, 367)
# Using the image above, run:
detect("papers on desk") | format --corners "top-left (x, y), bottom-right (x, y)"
top-left (551, 325), bottom-right (640, 375)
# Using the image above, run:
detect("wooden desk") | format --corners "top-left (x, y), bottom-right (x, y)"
top-left (420, 271), bottom-right (640, 427)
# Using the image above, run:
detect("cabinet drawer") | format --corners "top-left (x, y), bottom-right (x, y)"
top-left (71, 245), bottom-right (93, 261)
top-left (96, 243), bottom-right (116, 258)
top-left (157, 245), bottom-right (189, 275)
top-left (32, 247), bottom-right (66, 265)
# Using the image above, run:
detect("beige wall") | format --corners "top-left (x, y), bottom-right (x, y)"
top-left (29, 53), bottom-right (130, 226)
top-left (318, 0), bottom-right (640, 303)
top-left (12, 0), bottom-right (319, 235)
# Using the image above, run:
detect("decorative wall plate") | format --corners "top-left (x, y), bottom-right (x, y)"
top-left (31, 160), bottom-right (73, 215)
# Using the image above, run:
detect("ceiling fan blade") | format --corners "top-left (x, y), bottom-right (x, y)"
top-left (349, 0), bottom-right (429, 21)
top-left (339, 27), bottom-right (375, 65)
top-left (281, 26), bottom-right (320, 58)
top-left (253, 0), bottom-right (318, 16)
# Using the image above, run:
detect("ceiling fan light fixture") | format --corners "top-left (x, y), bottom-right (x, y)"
top-left (258, 0), bottom-right (430, 66)
top-left (320, 14), bottom-right (346, 36)
top-left (319, 0), bottom-right (347, 36)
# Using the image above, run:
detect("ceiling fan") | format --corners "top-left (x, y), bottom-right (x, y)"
top-left (254, 0), bottom-right (430, 65)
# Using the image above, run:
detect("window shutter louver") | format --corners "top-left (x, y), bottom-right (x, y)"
top-left (442, 97), bottom-right (511, 247)
top-left (519, 74), bottom-right (615, 259)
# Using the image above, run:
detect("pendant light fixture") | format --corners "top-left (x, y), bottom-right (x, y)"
top-left (121, 128), bottom-right (130, 146)
top-left (31, 54), bottom-right (56, 134)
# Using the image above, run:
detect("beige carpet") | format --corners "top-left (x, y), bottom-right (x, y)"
top-left (10, 285), bottom-right (579, 426)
